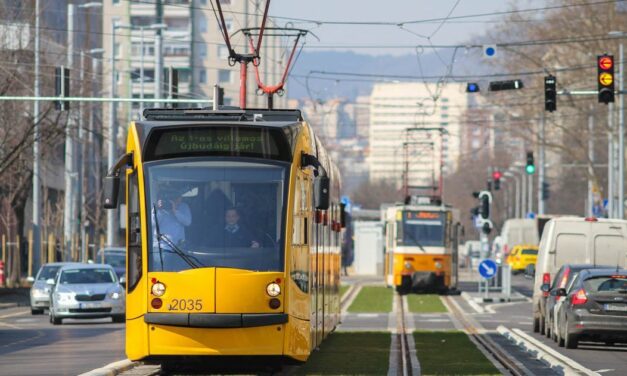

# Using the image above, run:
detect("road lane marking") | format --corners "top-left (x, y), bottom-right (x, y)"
top-left (0, 309), bottom-right (30, 319)
top-left (595, 370), bottom-right (615, 374)
top-left (0, 321), bottom-right (22, 329)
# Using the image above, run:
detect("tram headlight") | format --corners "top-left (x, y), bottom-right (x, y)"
top-left (404, 261), bottom-right (412, 269)
top-left (151, 282), bottom-right (166, 297)
top-left (434, 261), bottom-right (443, 269)
top-left (266, 282), bottom-right (281, 297)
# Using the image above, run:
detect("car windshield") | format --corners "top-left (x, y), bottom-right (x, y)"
top-left (398, 211), bottom-right (445, 247)
top-left (103, 254), bottom-right (125, 268)
top-left (145, 159), bottom-right (288, 272)
top-left (521, 249), bottom-right (538, 255)
top-left (584, 275), bottom-right (627, 292)
top-left (59, 268), bottom-right (116, 284)
top-left (37, 265), bottom-right (61, 281)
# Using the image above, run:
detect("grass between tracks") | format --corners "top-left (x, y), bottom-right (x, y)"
top-left (406, 294), bottom-right (448, 313)
top-left (347, 286), bottom-right (392, 313)
top-left (293, 332), bottom-right (390, 375)
top-left (413, 331), bottom-right (500, 375)
top-left (339, 284), bottom-right (350, 300)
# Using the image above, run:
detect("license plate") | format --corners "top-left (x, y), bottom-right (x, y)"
top-left (79, 302), bottom-right (99, 309)
top-left (604, 303), bottom-right (627, 312)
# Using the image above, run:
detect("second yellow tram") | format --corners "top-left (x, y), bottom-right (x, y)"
top-left (104, 108), bottom-right (343, 370)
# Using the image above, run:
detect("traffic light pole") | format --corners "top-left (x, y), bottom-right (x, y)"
top-left (608, 103), bottom-right (615, 218)
top-left (618, 42), bottom-right (624, 219)
top-left (588, 110), bottom-right (595, 217)
top-left (538, 112), bottom-right (546, 215)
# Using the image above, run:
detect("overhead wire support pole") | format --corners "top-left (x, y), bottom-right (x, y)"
top-left (32, 0), bottom-right (41, 273)
top-left (538, 112), bottom-right (546, 215)
top-left (619, 42), bottom-right (624, 219)
top-left (588, 109), bottom-right (595, 217)
top-left (609, 102), bottom-right (615, 218)
top-left (64, 2), bottom-right (75, 261)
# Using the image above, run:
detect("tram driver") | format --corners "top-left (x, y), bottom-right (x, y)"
top-left (214, 207), bottom-right (260, 249)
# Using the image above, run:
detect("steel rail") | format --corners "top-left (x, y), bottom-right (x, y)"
top-left (396, 294), bottom-right (412, 376)
top-left (444, 296), bottom-right (527, 376)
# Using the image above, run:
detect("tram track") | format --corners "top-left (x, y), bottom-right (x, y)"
top-left (443, 296), bottom-right (529, 376)
top-left (395, 293), bottom-right (413, 376)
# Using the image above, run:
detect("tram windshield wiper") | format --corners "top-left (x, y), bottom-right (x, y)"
top-left (153, 204), bottom-right (203, 269)
top-left (403, 229), bottom-right (428, 253)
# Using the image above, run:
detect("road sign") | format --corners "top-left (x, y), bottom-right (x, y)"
top-left (478, 259), bottom-right (497, 279)
top-left (483, 45), bottom-right (497, 58)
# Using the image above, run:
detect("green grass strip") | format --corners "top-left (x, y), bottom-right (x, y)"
top-left (407, 294), bottom-right (448, 313)
top-left (339, 284), bottom-right (350, 299)
top-left (348, 286), bottom-right (392, 313)
top-left (294, 332), bottom-right (391, 375)
top-left (413, 331), bottom-right (500, 375)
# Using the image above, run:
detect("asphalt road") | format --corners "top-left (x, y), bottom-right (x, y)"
top-left (473, 274), bottom-right (627, 375)
top-left (0, 307), bottom-right (125, 376)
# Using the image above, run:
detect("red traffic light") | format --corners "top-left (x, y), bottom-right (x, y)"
top-left (492, 171), bottom-right (502, 180)
top-left (598, 56), bottom-right (613, 70)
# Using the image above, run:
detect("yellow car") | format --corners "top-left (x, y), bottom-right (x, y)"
top-left (506, 245), bottom-right (538, 273)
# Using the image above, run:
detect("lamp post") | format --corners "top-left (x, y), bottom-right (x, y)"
top-left (138, 23), bottom-right (167, 116)
top-left (609, 31), bottom-right (625, 218)
top-left (31, 0), bottom-right (41, 272)
top-left (504, 171), bottom-right (521, 218)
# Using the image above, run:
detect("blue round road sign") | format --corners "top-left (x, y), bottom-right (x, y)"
top-left (485, 47), bottom-right (496, 56)
top-left (478, 259), bottom-right (498, 279)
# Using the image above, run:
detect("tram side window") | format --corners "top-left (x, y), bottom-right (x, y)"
top-left (127, 172), bottom-right (142, 291)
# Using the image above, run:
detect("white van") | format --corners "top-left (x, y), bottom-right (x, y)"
top-left (532, 217), bottom-right (627, 332)
top-left (501, 219), bottom-right (539, 256)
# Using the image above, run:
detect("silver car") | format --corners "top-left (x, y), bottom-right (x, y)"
top-left (28, 262), bottom-right (82, 315)
top-left (48, 264), bottom-right (125, 325)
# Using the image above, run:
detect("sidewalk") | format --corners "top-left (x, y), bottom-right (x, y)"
top-left (0, 288), bottom-right (29, 310)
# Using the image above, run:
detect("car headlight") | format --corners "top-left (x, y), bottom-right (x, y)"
top-left (110, 292), bottom-right (121, 300)
top-left (33, 288), bottom-right (48, 297)
top-left (55, 292), bottom-right (74, 302)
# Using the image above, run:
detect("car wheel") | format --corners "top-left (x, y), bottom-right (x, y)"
top-left (112, 315), bottom-right (125, 324)
top-left (50, 312), bottom-right (62, 325)
top-left (564, 319), bottom-right (578, 349)
top-left (533, 316), bottom-right (540, 332)
top-left (539, 315), bottom-right (546, 335)
top-left (31, 308), bottom-right (43, 315)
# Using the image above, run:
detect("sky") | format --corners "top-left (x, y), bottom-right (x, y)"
top-left (269, 0), bottom-right (545, 56)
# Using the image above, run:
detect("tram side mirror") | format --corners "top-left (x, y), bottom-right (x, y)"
top-left (314, 176), bottom-right (330, 210)
top-left (103, 175), bottom-right (120, 209)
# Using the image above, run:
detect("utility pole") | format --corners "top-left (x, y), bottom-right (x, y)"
top-left (139, 26), bottom-right (145, 115)
top-left (608, 102), bottom-right (615, 218)
top-left (31, 0), bottom-right (41, 272)
top-left (538, 113), bottom-right (546, 215)
top-left (63, 2), bottom-right (76, 260)
top-left (106, 19), bottom-right (117, 246)
top-left (588, 110), bottom-right (595, 217)
top-left (154, 0), bottom-right (163, 108)
top-left (528, 170), bottom-right (533, 215)
top-left (618, 41), bottom-right (625, 219)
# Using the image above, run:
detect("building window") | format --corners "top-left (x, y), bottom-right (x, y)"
top-left (130, 16), bottom-right (156, 26)
top-left (114, 42), bottom-right (121, 58)
top-left (165, 17), bottom-right (190, 32)
top-left (177, 68), bottom-right (191, 83)
top-left (223, 97), bottom-right (232, 106)
top-left (199, 69), bottom-right (206, 83)
top-left (131, 43), bottom-right (155, 57)
top-left (198, 16), bottom-right (207, 33)
top-left (113, 0), bottom-right (120, 4)
top-left (218, 45), bottom-right (229, 59)
top-left (219, 0), bottom-right (232, 4)
top-left (164, 43), bottom-right (190, 56)
top-left (224, 18), bottom-right (233, 32)
top-left (198, 44), bottom-right (207, 58)
top-left (218, 69), bottom-right (232, 83)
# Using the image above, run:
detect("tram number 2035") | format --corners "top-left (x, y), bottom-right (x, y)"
top-left (168, 299), bottom-right (203, 311)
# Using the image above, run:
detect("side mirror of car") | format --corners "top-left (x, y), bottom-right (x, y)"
top-left (46, 278), bottom-right (55, 286)
top-left (541, 283), bottom-right (550, 293)
top-left (26, 276), bottom-right (35, 283)
top-left (556, 288), bottom-right (567, 297)
top-left (119, 276), bottom-right (126, 288)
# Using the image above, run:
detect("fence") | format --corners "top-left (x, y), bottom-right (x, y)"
top-left (0, 231), bottom-right (107, 287)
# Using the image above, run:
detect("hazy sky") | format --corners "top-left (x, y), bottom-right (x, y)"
top-left (269, 0), bottom-right (544, 55)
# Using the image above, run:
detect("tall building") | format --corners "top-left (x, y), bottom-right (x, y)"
top-left (103, 0), bottom-right (285, 126)
top-left (368, 82), bottom-right (468, 192)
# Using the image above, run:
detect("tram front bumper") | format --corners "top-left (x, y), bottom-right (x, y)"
top-left (410, 271), bottom-right (446, 292)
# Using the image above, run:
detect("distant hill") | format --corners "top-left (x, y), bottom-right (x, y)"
top-left (286, 49), bottom-right (487, 101)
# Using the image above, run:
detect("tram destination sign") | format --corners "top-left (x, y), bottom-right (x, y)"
top-left (145, 126), bottom-right (291, 161)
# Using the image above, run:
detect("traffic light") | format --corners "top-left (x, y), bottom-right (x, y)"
top-left (55, 66), bottom-right (70, 111)
top-left (482, 221), bottom-right (492, 235)
top-left (489, 79), bottom-right (524, 91)
top-left (597, 54), bottom-right (615, 104)
top-left (542, 181), bottom-right (550, 200)
top-left (544, 75), bottom-right (556, 112)
top-left (466, 83), bottom-right (480, 93)
top-left (492, 170), bottom-right (502, 191)
top-left (479, 191), bottom-right (491, 219)
top-left (526, 151), bottom-right (535, 174)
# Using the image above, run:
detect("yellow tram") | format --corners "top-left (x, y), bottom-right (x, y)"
top-left (104, 108), bottom-right (343, 368)
top-left (384, 200), bottom-right (461, 294)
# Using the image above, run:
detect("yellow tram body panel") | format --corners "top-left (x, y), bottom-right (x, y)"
top-left (119, 111), bottom-right (342, 364)
top-left (391, 253), bottom-right (452, 287)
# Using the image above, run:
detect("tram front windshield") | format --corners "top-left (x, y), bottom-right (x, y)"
top-left (398, 211), bottom-right (446, 247)
top-left (145, 159), bottom-right (288, 272)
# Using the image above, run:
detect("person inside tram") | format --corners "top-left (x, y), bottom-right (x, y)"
top-left (215, 207), bottom-right (260, 248)
top-left (153, 185), bottom-right (192, 249)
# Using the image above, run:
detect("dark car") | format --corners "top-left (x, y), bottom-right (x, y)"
top-left (96, 247), bottom-right (125, 279)
top-left (543, 264), bottom-right (610, 340)
top-left (555, 268), bottom-right (627, 349)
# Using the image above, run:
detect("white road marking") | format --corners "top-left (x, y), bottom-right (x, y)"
top-left (0, 309), bottom-right (30, 319)
top-left (356, 313), bottom-right (380, 318)
top-left (0, 321), bottom-right (22, 329)
top-left (15, 318), bottom-right (38, 323)
top-left (595, 370), bottom-right (615, 374)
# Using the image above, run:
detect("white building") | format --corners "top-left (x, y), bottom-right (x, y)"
top-left (368, 82), bottom-right (468, 192)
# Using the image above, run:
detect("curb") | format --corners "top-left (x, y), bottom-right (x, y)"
top-left (78, 359), bottom-right (137, 376)
top-left (497, 325), bottom-right (600, 376)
